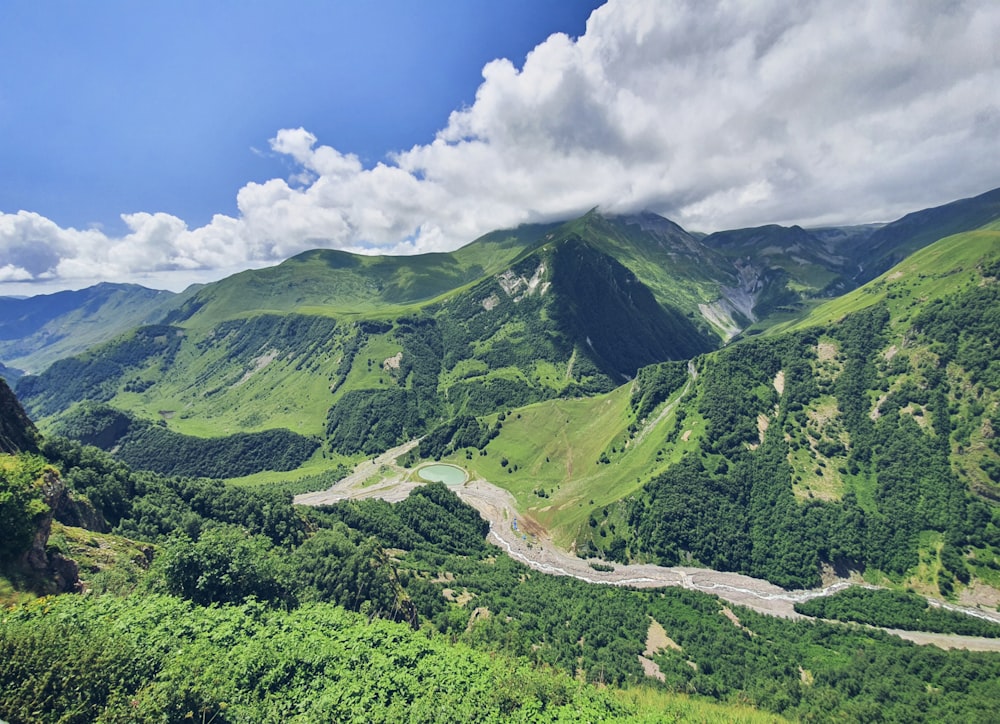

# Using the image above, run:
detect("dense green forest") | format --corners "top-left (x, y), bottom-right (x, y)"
top-left (795, 587), bottom-right (1000, 638)
top-left (48, 402), bottom-right (319, 478)
top-left (590, 283), bottom-right (1000, 590)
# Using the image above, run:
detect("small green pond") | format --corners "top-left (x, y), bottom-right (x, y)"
top-left (417, 464), bottom-right (468, 485)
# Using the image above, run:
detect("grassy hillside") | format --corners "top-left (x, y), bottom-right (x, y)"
top-left (426, 363), bottom-right (700, 549)
top-left (0, 282), bottom-right (188, 374)
top-left (771, 223), bottom-right (1000, 335)
top-left (853, 186), bottom-right (1000, 285)
top-left (17, 227), bottom-right (715, 471)
top-left (163, 223), bottom-right (559, 327)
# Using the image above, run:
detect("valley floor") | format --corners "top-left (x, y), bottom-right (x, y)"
top-left (295, 442), bottom-right (1000, 653)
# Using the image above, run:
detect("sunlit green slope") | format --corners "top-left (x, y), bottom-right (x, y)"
top-left (163, 223), bottom-right (561, 327)
top-left (771, 222), bottom-right (1000, 335)
top-left (430, 226), bottom-right (1000, 595)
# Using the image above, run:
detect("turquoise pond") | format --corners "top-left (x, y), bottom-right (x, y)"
top-left (417, 464), bottom-right (467, 485)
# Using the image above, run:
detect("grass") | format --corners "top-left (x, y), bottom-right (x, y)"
top-left (47, 523), bottom-right (154, 594)
top-left (225, 450), bottom-right (354, 489)
top-left (441, 376), bottom-right (698, 548)
top-left (0, 576), bottom-right (37, 607)
top-left (769, 227), bottom-right (1000, 336)
top-left (106, 320), bottom-right (346, 438)
top-left (612, 685), bottom-right (785, 723)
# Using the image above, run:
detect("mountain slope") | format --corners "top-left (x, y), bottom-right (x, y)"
top-left (428, 225), bottom-right (1000, 594)
top-left (0, 282), bottom-right (187, 373)
top-left (15, 226), bottom-right (715, 468)
top-left (853, 186), bottom-right (1000, 285)
top-left (0, 377), bottom-right (38, 454)
top-left (163, 223), bottom-right (560, 328)
top-left (11, 189), bottom-right (1000, 490)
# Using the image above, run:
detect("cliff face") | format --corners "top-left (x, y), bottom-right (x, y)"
top-left (0, 377), bottom-right (38, 454)
top-left (1, 378), bottom-right (79, 592)
top-left (21, 468), bottom-right (81, 594)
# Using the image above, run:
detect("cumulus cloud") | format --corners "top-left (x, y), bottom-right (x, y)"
top-left (2, 0), bottom-right (998, 292)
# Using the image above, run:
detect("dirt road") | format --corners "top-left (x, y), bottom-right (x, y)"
top-left (296, 446), bottom-right (1000, 652)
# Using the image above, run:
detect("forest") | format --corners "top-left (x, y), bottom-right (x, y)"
top-left (4, 434), bottom-right (1000, 722)
top-left (592, 295), bottom-right (1000, 591)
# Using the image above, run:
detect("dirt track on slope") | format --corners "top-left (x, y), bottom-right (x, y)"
top-left (296, 444), bottom-right (1000, 652)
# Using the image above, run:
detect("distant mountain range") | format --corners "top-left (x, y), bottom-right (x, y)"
top-left (0, 282), bottom-right (194, 376)
top-left (3, 187), bottom-right (997, 382)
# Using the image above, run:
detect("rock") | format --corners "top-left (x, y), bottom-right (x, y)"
top-left (0, 377), bottom-right (39, 454)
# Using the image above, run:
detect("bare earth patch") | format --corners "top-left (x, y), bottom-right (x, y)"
top-left (959, 582), bottom-right (1000, 609)
top-left (382, 352), bottom-right (403, 372)
top-left (773, 370), bottom-right (785, 396)
top-left (237, 349), bottom-right (279, 385)
top-left (637, 655), bottom-right (665, 682)
top-left (721, 606), bottom-right (755, 636)
top-left (816, 341), bottom-right (837, 362)
top-left (645, 617), bottom-right (681, 654)
top-left (757, 413), bottom-right (770, 444)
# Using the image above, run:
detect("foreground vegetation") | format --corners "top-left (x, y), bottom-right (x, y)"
top-left (1, 595), bottom-right (635, 723)
top-left (4, 434), bottom-right (1000, 722)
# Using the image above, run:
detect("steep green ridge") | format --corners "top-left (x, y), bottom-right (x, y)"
top-left (550, 211), bottom-right (738, 316)
top-left (163, 222), bottom-right (559, 327)
top-left (772, 223), bottom-right (1000, 335)
top-left (853, 186), bottom-right (1000, 285)
top-left (16, 226), bottom-right (715, 468)
top-left (0, 282), bottom-right (188, 373)
top-left (429, 228), bottom-right (1000, 593)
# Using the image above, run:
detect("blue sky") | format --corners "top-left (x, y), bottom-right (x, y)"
top-left (1, 1), bottom-right (601, 234)
top-left (1, 0), bottom-right (998, 294)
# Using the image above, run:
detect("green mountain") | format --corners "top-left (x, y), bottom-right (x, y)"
top-left (0, 282), bottom-right (190, 374)
top-left (14, 212), bottom-right (724, 468)
top-left (9, 187), bottom-right (1000, 595)
top-left (851, 186), bottom-right (1000, 285)
top-left (440, 222), bottom-right (1000, 594)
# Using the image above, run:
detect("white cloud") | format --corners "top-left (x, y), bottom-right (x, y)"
top-left (2, 0), bottom-right (998, 293)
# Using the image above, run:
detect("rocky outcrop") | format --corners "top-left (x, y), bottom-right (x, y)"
top-left (20, 468), bottom-right (81, 593)
top-left (0, 377), bottom-right (38, 454)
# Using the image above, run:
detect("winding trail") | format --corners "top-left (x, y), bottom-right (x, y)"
top-left (296, 442), bottom-right (1000, 652)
